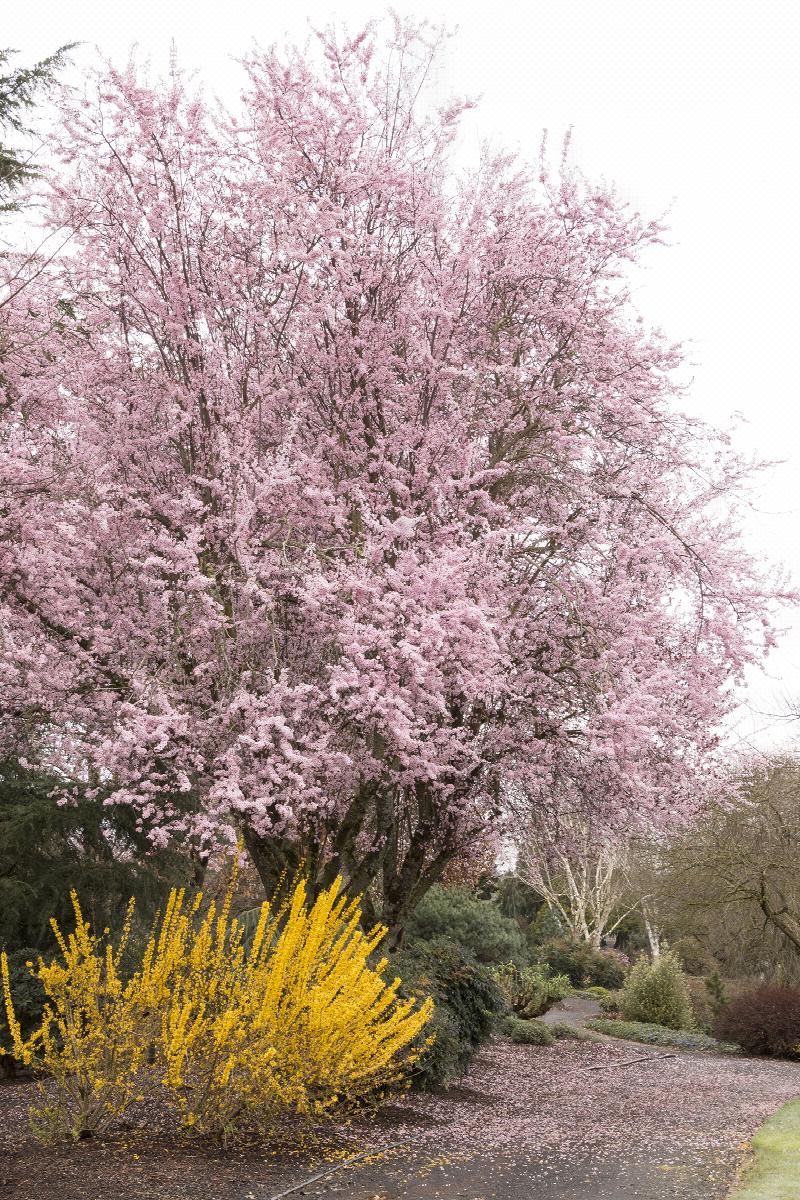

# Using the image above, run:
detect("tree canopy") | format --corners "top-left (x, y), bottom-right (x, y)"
top-left (0, 22), bottom-right (784, 929)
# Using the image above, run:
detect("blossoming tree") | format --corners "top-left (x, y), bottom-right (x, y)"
top-left (0, 23), bottom-right (782, 932)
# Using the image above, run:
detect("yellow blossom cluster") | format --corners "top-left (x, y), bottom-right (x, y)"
top-left (1, 864), bottom-right (432, 1142)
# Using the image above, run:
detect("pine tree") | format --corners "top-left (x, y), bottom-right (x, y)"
top-left (0, 44), bottom-right (75, 208)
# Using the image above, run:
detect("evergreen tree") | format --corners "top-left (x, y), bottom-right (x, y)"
top-left (1, 44), bottom-right (74, 208)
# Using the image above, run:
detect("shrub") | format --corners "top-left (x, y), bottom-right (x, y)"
top-left (1, 871), bottom-right (432, 1141)
top-left (621, 951), bottom-right (693, 1030)
top-left (705, 969), bottom-right (728, 1021)
top-left (586, 1018), bottom-right (739, 1053)
top-left (598, 988), bottom-right (625, 1014)
top-left (537, 938), bottom-right (627, 989)
top-left (492, 962), bottom-right (570, 1018)
top-left (502, 1016), bottom-right (554, 1045)
top-left (405, 885), bottom-right (528, 965)
top-left (526, 903), bottom-right (564, 948)
top-left (714, 984), bottom-right (800, 1059)
top-left (548, 1021), bottom-right (600, 1042)
top-left (390, 939), bottom-right (505, 1089)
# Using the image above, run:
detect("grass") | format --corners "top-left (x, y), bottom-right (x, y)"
top-left (585, 1017), bottom-right (740, 1054)
top-left (731, 1099), bottom-right (800, 1199)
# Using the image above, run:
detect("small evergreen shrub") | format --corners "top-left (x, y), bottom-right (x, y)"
top-left (704, 969), bottom-right (728, 1021)
top-left (405, 885), bottom-right (528, 965)
top-left (621, 951), bottom-right (693, 1030)
top-left (492, 961), bottom-right (570, 1018)
top-left (526, 903), bottom-right (564, 947)
top-left (537, 938), bottom-right (627, 989)
top-left (714, 984), bottom-right (800, 1059)
top-left (390, 939), bottom-right (505, 1089)
top-left (502, 1016), bottom-right (554, 1045)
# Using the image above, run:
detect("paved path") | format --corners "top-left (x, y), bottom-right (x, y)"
top-left (277, 1037), bottom-right (800, 1200)
top-left (538, 993), bottom-right (602, 1030)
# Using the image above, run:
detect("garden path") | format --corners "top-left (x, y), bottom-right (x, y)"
top-left (538, 992), bottom-right (602, 1030)
top-left (283, 1038), bottom-right (800, 1200)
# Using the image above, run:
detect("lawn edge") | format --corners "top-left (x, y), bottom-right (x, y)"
top-left (729, 1097), bottom-right (800, 1199)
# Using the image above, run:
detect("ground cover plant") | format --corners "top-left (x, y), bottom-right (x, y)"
top-left (501, 1016), bottom-right (554, 1045)
top-left (548, 1021), bottom-right (601, 1042)
top-left (0, 866), bottom-right (432, 1142)
top-left (586, 1018), bottom-right (739, 1054)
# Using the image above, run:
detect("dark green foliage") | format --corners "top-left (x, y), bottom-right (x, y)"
top-left (714, 985), bottom-right (800, 1059)
top-left (502, 1016), bottom-right (554, 1045)
top-left (492, 961), bottom-right (570, 1018)
top-left (0, 946), bottom-right (45, 1073)
top-left (0, 757), bottom-right (184, 956)
top-left (586, 1018), bottom-right (739, 1053)
top-left (0, 45), bottom-right (75, 205)
top-left (526, 903), bottom-right (564, 947)
top-left (477, 873), bottom-right (544, 924)
top-left (390, 939), bottom-right (505, 1089)
top-left (537, 938), bottom-right (627, 989)
top-left (405, 884), bottom-right (528, 965)
top-left (621, 951), bottom-right (693, 1030)
top-left (607, 909), bottom-right (648, 957)
top-left (705, 968), bottom-right (728, 1021)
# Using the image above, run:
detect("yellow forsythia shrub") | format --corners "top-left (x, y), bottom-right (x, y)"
top-left (157, 871), bottom-right (432, 1137)
top-left (0, 895), bottom-right (149, 1141)
top-left (1, 864), bottom-right (433, 1143)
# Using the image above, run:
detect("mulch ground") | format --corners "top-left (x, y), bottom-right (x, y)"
top-left (2, 1037), bottom-right (799, 1200)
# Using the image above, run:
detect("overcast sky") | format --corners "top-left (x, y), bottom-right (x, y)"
top-left (5, 0), bottom-right (800, 751)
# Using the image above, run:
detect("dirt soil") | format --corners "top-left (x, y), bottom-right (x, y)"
top-left (2, 1037), bottom-right (799, 1200)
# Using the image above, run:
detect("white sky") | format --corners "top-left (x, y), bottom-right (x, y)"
top-left (5, 0), bottom-right (800, 751)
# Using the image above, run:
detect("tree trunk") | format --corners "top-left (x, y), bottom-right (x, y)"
top-left (642, 908), bottom-right (661, 958)
top-left (758, 876), bottom-right (800, 952)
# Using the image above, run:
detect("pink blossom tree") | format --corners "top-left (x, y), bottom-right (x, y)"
top-left (0, 23), bottom-right (783, 932)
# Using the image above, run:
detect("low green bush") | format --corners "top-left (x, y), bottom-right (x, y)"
top-left (502, 1016), bottom-right (554, 1045)
top-left (406, 885), bottom-right (528, 965)
top-left (621, 951), bottom-right (693, 1029)
top-left (492, 961), bottom-right (570, 1018)
top-left (599, 988), bottom-right (625, 1014)
top-left (390, 939), bottom-right (505, 1089)
top-left (586, 1018), bottom-right (739, 1053)
top-left (537, 938), bottom-right (627, 989)
top-left (548, 1021), bottom-right (601, 1042)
